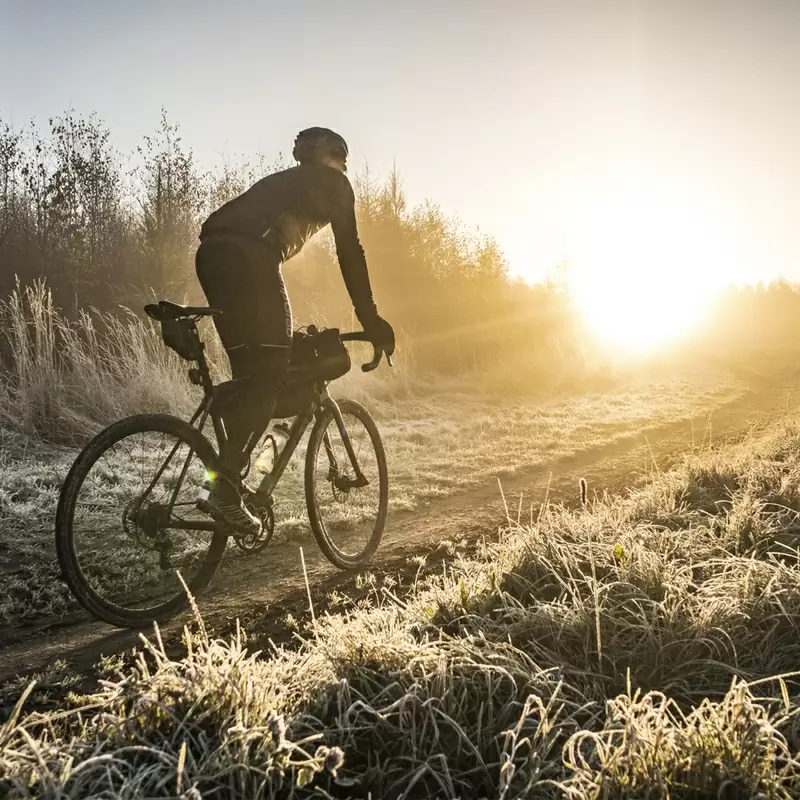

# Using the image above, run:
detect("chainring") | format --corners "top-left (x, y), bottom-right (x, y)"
top-left (233, 502), bottom-right (275, 553)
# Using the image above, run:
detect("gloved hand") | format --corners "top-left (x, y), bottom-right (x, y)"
top-left (361, 313), bottom-right (395, 357)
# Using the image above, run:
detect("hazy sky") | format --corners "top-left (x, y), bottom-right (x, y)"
top-left (1, 0), bottom-right (799, 284)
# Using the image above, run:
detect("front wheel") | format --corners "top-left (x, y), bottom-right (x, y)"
top-left (55, 413), bottom-right (228, 628)
top-left (305, 399), bottom-right (388, 569)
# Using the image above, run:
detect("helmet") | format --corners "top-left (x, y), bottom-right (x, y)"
top-left (292, 127), bottom-right (349, 168)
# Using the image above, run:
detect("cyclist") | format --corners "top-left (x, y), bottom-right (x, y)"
top-left (195, 127), bottom-right (395, 536)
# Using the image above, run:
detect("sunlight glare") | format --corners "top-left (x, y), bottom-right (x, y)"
top-left (568, 180), bottom-right (739, 354)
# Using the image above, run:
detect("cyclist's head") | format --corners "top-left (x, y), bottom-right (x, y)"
top-left (292, 127), bottom-right (348, 173)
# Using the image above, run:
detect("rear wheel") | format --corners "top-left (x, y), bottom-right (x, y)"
top-left (305, 399), bottom-right (388, 569)
top-left (55, 413), bottom-right (228, 628)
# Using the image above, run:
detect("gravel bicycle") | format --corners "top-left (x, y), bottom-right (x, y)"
top-left (55, 300), bottom-right (390, 628)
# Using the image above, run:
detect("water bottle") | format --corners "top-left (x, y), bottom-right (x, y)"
top-left (253, 423), bottom-right (291, 474)
top-left (253, 435), bottom-right (276, 474)
top-left (272, 422), bottom-right (291, 449)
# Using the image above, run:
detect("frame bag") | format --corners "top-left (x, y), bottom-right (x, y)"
top-left (273, 328), bottom-right (351, 418)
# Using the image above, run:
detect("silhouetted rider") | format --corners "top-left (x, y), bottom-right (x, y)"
top-left (195, 127), bottom-right (395, 535)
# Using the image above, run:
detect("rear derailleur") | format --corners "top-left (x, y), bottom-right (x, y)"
top-left (123, 497), bottom-right (177, 569)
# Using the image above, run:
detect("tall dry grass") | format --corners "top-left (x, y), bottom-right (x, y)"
top-left (0, 282), bottom-right (201, 444)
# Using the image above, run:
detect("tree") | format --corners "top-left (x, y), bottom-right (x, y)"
top-left (46, 112), bottom-right (125, 309)
top-left (136, 111), bottom-right (203, 300)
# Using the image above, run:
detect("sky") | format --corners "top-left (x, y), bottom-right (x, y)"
top-left (1, 0), bottom-right (799, 287)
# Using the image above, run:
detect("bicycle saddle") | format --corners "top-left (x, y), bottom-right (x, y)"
top-left (144, 300), bottom-right (222, 321)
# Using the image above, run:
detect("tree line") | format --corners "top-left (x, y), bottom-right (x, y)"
top-left (0, 110), bottom-right (585, 374)
top-left (4, 108), bottom-right (794, 376)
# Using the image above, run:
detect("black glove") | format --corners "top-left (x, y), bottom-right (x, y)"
top-left (361, 313), bottom-right (395, 357)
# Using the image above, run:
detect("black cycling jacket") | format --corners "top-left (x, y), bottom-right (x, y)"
top-left (200, 162), bottom-right (377, 322)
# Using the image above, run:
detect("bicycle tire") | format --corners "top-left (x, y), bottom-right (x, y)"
top-left (305, 398), bottom-right (388, 569)
top-left (55, 413), bottom-right (228, 628)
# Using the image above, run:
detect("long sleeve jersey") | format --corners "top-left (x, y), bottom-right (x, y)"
top-left (200, 162), bottom-right (377, 321)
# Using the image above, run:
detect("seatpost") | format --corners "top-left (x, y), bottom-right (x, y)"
top-left (196, 341), bottom-right (215, 395)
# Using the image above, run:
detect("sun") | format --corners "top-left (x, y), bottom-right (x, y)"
top-left (574, 274), bottom-right (709, 354)
top-left (566, 179), bottom-right (739, 354)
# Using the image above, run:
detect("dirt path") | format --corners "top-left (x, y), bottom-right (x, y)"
top-left (0, 384), bottom-right (794, 683)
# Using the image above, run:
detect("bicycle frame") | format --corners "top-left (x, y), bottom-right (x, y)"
top-left (252, 405), bottom-right (315, 505)
top-left (186, 344), bottom-right (368, 511)
top-left (128, 313), bottom-right (379, 543)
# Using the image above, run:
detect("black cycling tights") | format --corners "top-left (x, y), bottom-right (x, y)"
top-left (195, 237), bottom-right (292, 479)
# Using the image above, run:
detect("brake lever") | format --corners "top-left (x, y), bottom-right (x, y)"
top-left (361, 342), bottom-right (385, 372)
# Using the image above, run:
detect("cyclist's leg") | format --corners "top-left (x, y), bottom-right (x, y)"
top-left (193, 238), bottom-right (270, 533)
top-left (224, 270), bottom-right (292, 473)
top-left (196, 239), bottom-right (292, 486)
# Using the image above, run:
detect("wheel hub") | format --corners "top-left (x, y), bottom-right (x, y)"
top-left (123, 497), bottom-right (172, 553)
top-left (331, 471), bottom-right (368, 501)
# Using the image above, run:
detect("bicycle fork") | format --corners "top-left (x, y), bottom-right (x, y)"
top-left (321, 391), bottom-right (369, 489)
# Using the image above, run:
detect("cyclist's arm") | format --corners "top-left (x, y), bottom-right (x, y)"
top-left (329, 177), bottom-right (378, 324)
